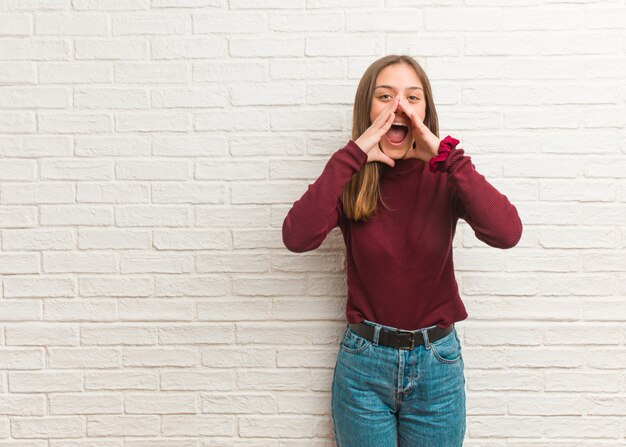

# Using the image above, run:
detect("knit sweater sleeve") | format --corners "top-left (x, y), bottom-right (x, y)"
top-left (435, 139), bottom-right (523, 249)
top-left (282, 140), bottom-right (368, 253)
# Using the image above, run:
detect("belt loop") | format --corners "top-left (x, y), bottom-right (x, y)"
top-left (373, 324), bottom-right (381, 346)
top-left (421, 327), bottom-right (431, 349)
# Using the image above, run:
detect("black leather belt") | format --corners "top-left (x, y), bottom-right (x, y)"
top-left (348, 322), bottom-right (454, 350)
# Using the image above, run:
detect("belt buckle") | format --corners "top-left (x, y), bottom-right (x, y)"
top-left (394, 329), bottom-right (417, 350)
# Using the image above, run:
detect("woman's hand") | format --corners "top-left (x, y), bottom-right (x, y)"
top-left (396, 96), bottom-right (440, 163)
top-left (354, 97), bottom-right (399, 168)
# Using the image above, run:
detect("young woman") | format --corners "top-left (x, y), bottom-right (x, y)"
top-left (282, 54), bottom-right (523, 447)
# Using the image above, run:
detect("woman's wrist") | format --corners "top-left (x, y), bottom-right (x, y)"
top-left (428, 135), bottom-right (460, 173)
top-left (353, 137), bottom-right (368, 154)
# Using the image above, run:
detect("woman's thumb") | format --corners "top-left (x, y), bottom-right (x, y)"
top-left (380, 152), bottom-right (395, 168)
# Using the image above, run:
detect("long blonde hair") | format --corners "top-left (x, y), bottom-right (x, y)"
top-left (341, 55), bottom-right (440, 222)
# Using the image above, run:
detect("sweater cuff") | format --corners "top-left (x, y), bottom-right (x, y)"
top-left (344, 139), bottom-right (368, 166)
top-left (428, 135), bottom-right (460, 173)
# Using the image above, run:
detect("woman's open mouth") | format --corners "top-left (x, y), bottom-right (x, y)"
top-left (385, 123), bottom-right (409, 147)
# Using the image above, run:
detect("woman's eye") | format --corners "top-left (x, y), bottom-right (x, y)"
top-left (380, 94), bottom-right (420, 101)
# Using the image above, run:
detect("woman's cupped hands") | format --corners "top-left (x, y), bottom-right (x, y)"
top-left (395, 96), bottom-right (440, 162)
top-left (354, 96), bottom-right (441, 167)
top-left (353, 98), bottom-right (399, 167)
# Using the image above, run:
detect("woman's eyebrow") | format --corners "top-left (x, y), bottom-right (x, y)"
top-left (374, 85), bottom-right (423, 91)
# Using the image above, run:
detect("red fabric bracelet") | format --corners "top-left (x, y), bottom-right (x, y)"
top-left (428, 135), bottom-right (460, 173)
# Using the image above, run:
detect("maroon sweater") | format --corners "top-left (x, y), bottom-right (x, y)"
top-left (282, 138), bottom-right (523, 330)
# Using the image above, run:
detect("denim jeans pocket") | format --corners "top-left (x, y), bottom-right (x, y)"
top-left (430, 327), bottom-right (463, 364)
top-left (339, 324), bottom-right (371, 354)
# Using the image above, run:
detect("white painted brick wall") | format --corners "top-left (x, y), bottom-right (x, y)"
top-left (0, 1), bottom-right (624, 445)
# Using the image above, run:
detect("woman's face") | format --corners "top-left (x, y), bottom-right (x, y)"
top-left (370, 63), bottom-right (427, 159)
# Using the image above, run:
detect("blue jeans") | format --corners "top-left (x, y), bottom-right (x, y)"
top-left (331, 319), bottom-right (466, 447)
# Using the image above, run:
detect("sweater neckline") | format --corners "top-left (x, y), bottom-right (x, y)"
top-left (380, 157), bottom-right (423, 179)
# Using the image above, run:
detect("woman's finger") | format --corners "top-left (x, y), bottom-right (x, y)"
top-left (372, 99), bottom-right (393, 126)
top-left (397, 98), bottom-right (415, 127)
top-left (377, 145), bottom-right (396, 167)
top-left (378, 100), bottom-right (398, 134)
top-left (375, 97), bottom-right (399, 129)
top-left (399, 97), bottom-right (423, 133)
